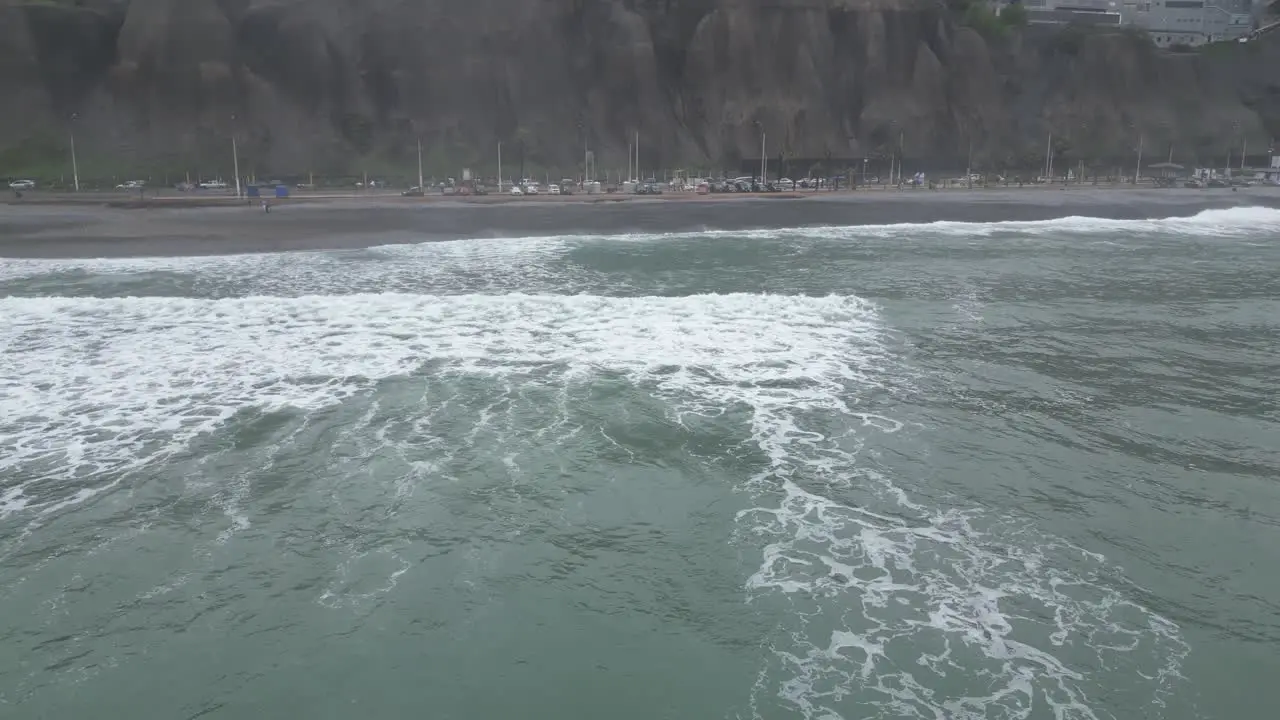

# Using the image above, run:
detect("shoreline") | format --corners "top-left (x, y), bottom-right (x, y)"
top-left (3, 186), bottom-right (1278, 259)
top-left (0, 180), bottom-right (1250, 209)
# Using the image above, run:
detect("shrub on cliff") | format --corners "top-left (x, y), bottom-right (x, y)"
top-left (960, 2), bottom-right (1028, 42)
top-left (964, 4), bottom-right (1008, 41)
top-left (1001, 2), bottom-right (1028, 27)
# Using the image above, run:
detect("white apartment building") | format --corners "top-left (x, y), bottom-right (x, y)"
top-left (1126, 0), bottom-right (1254, 46)
top-left (1023, 0), bottom-right (1124, 25)
top-left (1015, 0), bottom-right (1255, 46)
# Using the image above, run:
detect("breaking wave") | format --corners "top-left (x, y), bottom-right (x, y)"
top-left (0, 281), bottom-right (1189, 718)
top-left (2, 206), bottom-right (1276, 293)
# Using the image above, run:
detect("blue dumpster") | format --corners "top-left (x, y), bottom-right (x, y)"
top-left (246, 185), bottom-right (260, 198)
top-left (274, 185), bottom-right (289, 198)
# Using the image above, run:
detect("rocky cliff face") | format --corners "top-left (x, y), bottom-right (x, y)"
top-left (1, 0), bottom-right (1277, 178)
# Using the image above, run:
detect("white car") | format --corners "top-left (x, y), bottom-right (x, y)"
top-left (198, 180), bottom-right (228, 190)
top-left (523, 184), bottom-right (539, 195)
top-left (9, 179), bottom-right (35, 190)
top-left (116, 180), bottom-right (146, 190)
top-left (509, 185), bottom-right (524, 196)
top-left (547, 184), bottom-right (561, 195)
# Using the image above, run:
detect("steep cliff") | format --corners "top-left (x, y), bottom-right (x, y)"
top-left (1, 0), bottom-right (1277, 178)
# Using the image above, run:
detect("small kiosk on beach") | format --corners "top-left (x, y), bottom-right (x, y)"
top-left (1264, 153), bottom-right (1280, 185)
top-left (1147, 162), bottom-right (1184, 188)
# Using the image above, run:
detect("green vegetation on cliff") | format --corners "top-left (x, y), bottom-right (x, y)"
top-left (951, 0), bottom-right (1027, 42)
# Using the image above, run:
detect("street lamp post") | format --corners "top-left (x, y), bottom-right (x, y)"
top-left (899, 128), bottom-right (905, 185)
top-left (579, 120), bottom-right (589, 185)
top-left (497, 141), bottom-right (502, 192)
top-left (417, 136), bottom-right (424, 191)
top-left (1044, 132), bottom-right (1053, 182)
top-left (1134, 130), bottom-right (1143, 186)
top-left (69, 113), bottom-right (80, 192)
top-left (761, 130), bottom-right (767, 183)
top-left (1078, 121), bottom-right (1088, 184)
top-left (232, 135), bottom-right (241, 197)
top-left (230, 114), bottom-right (242, 198)
top-left (966, 135), bottom-right (973, 189)
top-left (755, 121), bottom-right (766, 184)
top-left (888, 120), bottom-right (900, 186)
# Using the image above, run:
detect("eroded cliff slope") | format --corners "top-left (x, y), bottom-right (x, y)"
top-left (1, 0), bottom-right (1277, 177)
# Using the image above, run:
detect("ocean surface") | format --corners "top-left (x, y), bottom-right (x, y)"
top-left (1, 207), bottom-right (1278, 720)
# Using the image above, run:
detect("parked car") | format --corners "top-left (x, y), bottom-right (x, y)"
top-left (198, 180), bottom-right (228, 190)
top-left (547, 184), bottom-right (561, 195)
top-left (116, 180), bottom-right (146, 190)
top-left (509, 185), bottom-right (524, 196)
top-left (402, 186), bottom-right (425, 197)
top-left (9, 179), bottom-right (35, 190)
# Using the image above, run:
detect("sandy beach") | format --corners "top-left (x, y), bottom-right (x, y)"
top-left (2, 186), bottom-right (1278, 258)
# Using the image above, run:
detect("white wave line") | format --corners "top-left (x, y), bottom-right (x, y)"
top-left (1, 206), bottom-right (1276, 283)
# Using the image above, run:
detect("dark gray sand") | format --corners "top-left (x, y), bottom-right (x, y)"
top-left (2, 187), bottom-right (1278, 259)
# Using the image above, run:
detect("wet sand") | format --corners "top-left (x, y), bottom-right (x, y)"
top-left (2, 187), bottom-right (1278, 259)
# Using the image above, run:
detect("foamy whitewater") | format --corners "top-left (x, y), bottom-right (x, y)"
top-left (2, 207), bottom-right (1278, 719)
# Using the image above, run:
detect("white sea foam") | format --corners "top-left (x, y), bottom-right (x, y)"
top-left (535, 205), bottom-right (1280, 244)
top-left (740, 478), bottom-right (1189, 719)
top-left (687, 304), bottom-right (1191, 718)
top-left (1, 206), bottom-right (1275, 291)
top-left (0, 276), bottom-right (1190, 716)
top-left (777, 204), bottom-right (1280, 241)
top-left (0, 234), bottom-right (577, 295)
top-left (0, 291), bottom-right (882, 518)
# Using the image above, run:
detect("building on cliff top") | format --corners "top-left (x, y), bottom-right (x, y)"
top-left (1015, 0), bottom-right (1255, 46)
top-left (1022, 0), bottom-right (1123, 26)
top-left (1127, 0), bottom-right (1254, 46)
